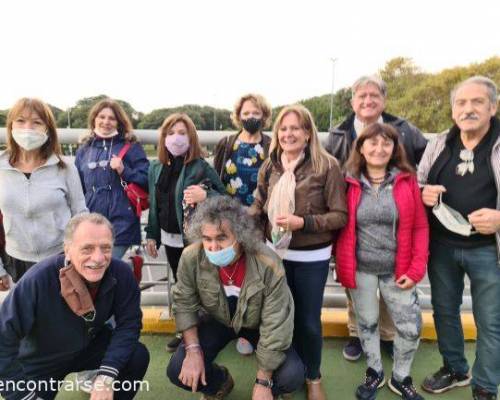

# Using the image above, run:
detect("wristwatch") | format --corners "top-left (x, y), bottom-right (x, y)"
top-left (255, 377), bottom-right (274, 388)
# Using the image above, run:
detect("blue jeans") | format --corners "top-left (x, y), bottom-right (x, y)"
top-left (428, 242), bottom-right (500, 394)
top-left (167, 316), bottom-right (305, 396)
top-left (350, 272), bottom-right (421, 381)
top-left (283, 259), bottom-right (330, 380)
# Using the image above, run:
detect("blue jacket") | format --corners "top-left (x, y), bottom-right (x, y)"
top-left (75, 134), bottom-right (149, 246)
top-left (0, 254), bottom-right (142, 400)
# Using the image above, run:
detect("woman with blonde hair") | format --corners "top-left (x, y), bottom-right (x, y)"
top-left (0, 98), bottom-right (87, 285)
top-left (145, 113), bottom-right (225, 352)
top-left (75, 99), bottom-right (149, 260)
top-left (251, 104), bottom-right (347, 399)
top-left (214, 93), bottom-right (272, 206)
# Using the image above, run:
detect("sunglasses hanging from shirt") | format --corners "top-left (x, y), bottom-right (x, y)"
top-left (456, 149), bottom-right (474, 176)
top-left (432, 193), bottom-right (477, 236)
top-left (87, 138), bottom-right (114, 170)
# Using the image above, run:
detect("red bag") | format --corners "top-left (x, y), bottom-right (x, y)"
top-left (129, 251), bottom-right (144, 284)
top-left (117, 143), bottom-right (149, 217)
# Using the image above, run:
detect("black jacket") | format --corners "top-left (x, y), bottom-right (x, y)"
top-left (325, 112), bottom-right (428, 168)
top-left (0, 254), bottom-right (142, 400)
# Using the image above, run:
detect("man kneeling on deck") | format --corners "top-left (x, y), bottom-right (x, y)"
top-left (0, 213), bottom-right (149, 400)
top-left (167, 196), bottom-right (305, 399)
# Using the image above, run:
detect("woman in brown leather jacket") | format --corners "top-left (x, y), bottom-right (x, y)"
top-left (251, 104), bottom-right (347, 400)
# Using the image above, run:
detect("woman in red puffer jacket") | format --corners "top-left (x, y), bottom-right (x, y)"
top-left (335, 123), bottom-right (428, 400)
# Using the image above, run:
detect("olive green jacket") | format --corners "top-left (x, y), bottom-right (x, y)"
top-left (172, 241), bottom-right (294, 372)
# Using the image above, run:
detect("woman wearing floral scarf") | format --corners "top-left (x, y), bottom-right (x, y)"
top-left (251, 104), bottom-right (347, 400)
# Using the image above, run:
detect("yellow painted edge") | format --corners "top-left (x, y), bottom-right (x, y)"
top-left (141, 307), bottom-right (477, 340)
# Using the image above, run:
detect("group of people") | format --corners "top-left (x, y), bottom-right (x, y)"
top-left (0, 74), bottom-right (498, 400)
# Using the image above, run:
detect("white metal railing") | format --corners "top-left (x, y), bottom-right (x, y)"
top-left (0, 128), bottom-right (462, 311)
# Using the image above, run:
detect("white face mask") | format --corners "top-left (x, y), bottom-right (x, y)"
top-left (432, 194), bottom-right (477, 237)
top-left (12, 128), bottom-right (49, 151)
top-left (94, 128), bottom-right (119, 138)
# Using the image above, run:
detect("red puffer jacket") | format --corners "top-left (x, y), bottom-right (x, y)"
top-left (335, 172), bottom-right (429, 288)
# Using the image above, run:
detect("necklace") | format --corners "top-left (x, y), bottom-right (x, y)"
top-left (220, 261), bottom-right (239, 286)
top-left (367, 174), bottom-right (386, 183)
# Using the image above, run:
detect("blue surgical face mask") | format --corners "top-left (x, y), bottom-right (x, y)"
top-left (204, 242), bottom-right (237, 267)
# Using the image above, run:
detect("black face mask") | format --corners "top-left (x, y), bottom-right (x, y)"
top-left (242, 118), bottom-right (263, 135)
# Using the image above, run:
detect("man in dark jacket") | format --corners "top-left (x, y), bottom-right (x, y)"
top-left (325, 75), bottom-right (428, 167)
top-left (0, 213), bottom-right (149, 400)
top-left (325, 75), bottom-right (428, 362)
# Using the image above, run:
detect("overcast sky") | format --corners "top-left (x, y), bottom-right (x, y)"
top-left (1, 0), bottom-right (499, 112)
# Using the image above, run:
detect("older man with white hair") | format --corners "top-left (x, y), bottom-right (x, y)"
top-left (418, 76), bottom-right (500, 400)
top-left (0, 213), bottom-right (149, 400)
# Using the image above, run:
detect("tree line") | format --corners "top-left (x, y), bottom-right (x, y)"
top-left (0, 56), bottom-right (498, 133)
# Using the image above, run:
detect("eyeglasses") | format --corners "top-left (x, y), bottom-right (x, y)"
top-left (456, 149), bottom-right (474, 176)
top-left (87, 160), bottom-right (109, 169)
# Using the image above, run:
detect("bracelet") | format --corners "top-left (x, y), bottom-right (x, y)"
top-left (185, 343), bottom-right (201, 352)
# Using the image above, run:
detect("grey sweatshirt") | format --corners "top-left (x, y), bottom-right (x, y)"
top-left (0, 152), bottom-right (88, 275)
top-left (355, 169), bottom-right (399, 275)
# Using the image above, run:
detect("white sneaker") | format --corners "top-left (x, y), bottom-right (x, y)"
top-left (236, 337), bottom-right (254, 355)
top-left (75, 370), bottom-right (99, 393)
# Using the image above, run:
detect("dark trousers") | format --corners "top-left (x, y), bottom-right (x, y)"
top-left (32, 329), bottom-right (150, 400)
top-left (4, 253), bottom-right (35, 283)
top-left (283, 258), bottom-right (330, 380)
top-left (164, 245), bottom-right (183, 281)
top-left (167, 316), bottom-right (305, 396)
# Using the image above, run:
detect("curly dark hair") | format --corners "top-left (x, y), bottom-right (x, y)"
top-left (186, 196), bottom-right (262, 254)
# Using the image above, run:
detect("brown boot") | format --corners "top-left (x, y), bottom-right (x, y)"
top-left (306, 378), bottom-right (327, 400)
top-left (200, 365), bottom-right (234, 399)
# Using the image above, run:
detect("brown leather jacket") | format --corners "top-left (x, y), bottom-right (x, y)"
top-left (251, 150), bottom-right (347, 249)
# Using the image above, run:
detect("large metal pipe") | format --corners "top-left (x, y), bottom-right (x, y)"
top-left (0, 128), bottom-right (437, 146)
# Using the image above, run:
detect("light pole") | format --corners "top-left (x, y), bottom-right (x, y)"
top-left (67, 107), bottom-right (72, 128)
top-left (329, 58), bottom-right (338, 130)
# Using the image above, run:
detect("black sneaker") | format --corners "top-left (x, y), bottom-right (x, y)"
top-left (343, 337), bottom-right (363, 361)
top-left (389, 376), bottom-right (425, 400)
top-left (356, 367), bottom-right (385, 400)
top-left (421, 366), bottom-right (471, 393)
top-left (472, 386), bottom-right (497, 400)
top-left (166, 334), bottom-right (182, 353)
top-left (380, 339), bottom-right (394, 359)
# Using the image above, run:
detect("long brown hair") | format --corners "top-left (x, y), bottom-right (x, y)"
top-left (157, 113), bottom-right (204, 165)
top-left (6, 98), bottom-right (65, 168)
top-left (81, 99), bottom-right (136, 144)
top-left (345, 123), bottom-right (414, 178)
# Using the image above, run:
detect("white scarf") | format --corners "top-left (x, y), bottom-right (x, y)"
top-left (267, 151), bottom-right (304, 258)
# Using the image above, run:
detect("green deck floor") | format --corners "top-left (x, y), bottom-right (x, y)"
top-left (58, 334), bottom-right (476, 399)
